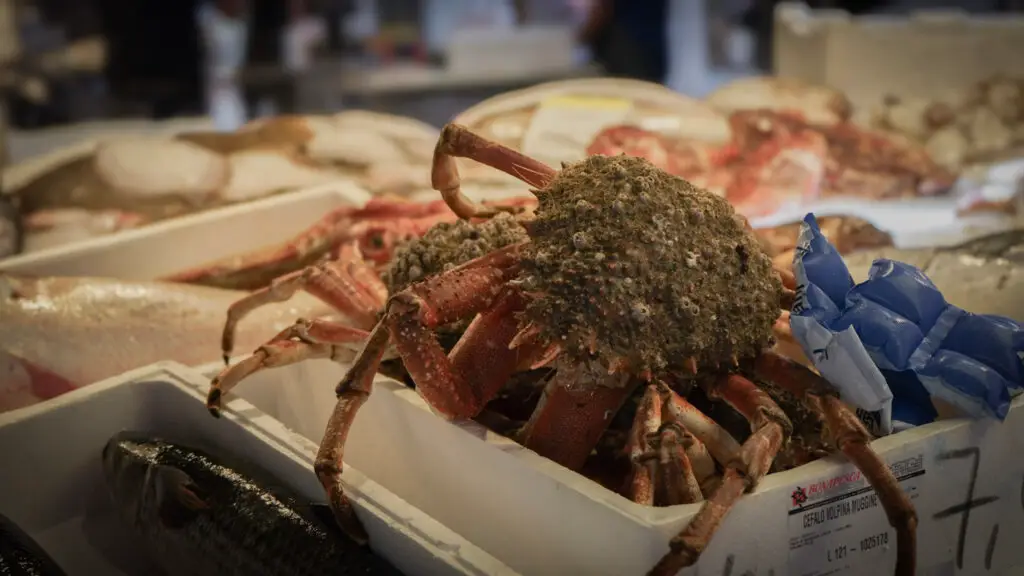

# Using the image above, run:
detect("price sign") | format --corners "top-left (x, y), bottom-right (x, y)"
top-left (927, 443), bottom-right (1024, 573)
top-left (787, 453), bottom-right (927, 576)
top-left (782, 398), bottom-right (1024, 576)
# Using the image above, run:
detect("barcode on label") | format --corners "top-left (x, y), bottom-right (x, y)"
top-left (855, 408), bottom-right (885, 437)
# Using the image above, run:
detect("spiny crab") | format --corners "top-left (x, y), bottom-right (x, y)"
top-left (208, 210), bottom-right (530, 404)
top-left (206, 124), bottom-right (917, 575)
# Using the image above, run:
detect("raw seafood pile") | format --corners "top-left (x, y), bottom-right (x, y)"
top-left (0, 275), bottom-right (333, 412)
top-left (207, 124), bottom-right (918, 576)
top-left (451, 77), bottom-right (963, 221)
top-left (1, 111), bottom-right (437, 255)
top-left (2, 76), bottom-right (1004, 260)
top-left (873, 75), bottom-right (1024, 172)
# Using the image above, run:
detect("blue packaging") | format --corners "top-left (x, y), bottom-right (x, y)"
top-left (790, 214), bottom-right (1024, 428)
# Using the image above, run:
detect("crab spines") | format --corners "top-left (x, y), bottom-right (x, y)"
top-left (506, 322), bottom-right (563, 369)
top-left (529, 342), bottom-right (562, 369)
top-left (683, 356), bottom-right (698, 375)
top-left (508, 322), bottom-right (542, 350)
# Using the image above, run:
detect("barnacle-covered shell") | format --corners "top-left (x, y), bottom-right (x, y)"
top-left (519, 155), bottom-right (782, 375)
top-left (383, 212), bottom-right (527, 294)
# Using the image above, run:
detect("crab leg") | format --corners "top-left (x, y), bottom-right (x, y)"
top-left (389, 285), bottom-right (522, 417)
top-left (655, 423), bottom-right (705, 506)
top-left (207, 319), bottom-right (372, 413)
top-left (628, 384), bottom-right (664, 505)
top-left (629, 383), bottom-right (722, 505)
top-left (330, 244), bottom-right (524, 420)
top-left (519, 368), bottom-right (637, 471)
top-left (316, 320), bottom-right (392, 544)
top-left (220, 243), bottom-right (387, 361)
top-left (685, 434), bottom-right (719, 498)
top-left (753, 351), bottom-right (918, 576)
top-left (312, 250), bottom-right (527, 540)
top-left (661, 382), bottom-right (743, 466)
top-left (432, 123), bottom-right (557, 219)
top-left (650, 374), bottom-right (792, 576)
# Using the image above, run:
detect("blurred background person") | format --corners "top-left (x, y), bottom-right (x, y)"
top-left (197, 0), bottom-right (249, 130)
top-left (578, 0), bottom-right (670, 84)
top-left (97, 0), bottom-right (203, 118)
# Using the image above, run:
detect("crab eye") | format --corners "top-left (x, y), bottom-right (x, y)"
top-left (368, 233), bottom-right (386, 249)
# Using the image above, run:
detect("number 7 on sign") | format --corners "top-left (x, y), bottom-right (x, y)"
top-left (932, 447), bottom-right (1000, 571)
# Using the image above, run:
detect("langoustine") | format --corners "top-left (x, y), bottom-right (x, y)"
top-left (0, 275), bottom-right (334, 413)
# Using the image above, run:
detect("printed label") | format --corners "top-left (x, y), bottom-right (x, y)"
top-left (519, 96), bottom-right (632, 167)
top-left (787, 454), bottom-right (926, 576)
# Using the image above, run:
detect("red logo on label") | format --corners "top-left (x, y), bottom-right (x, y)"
top-left (791, 486), bottom-right (808, 507)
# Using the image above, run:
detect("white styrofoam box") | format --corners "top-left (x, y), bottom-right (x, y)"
top-left (446, 25), bottom-right (576, 77)
top-left (0, 361), bottom-right (518, 576)
top-left (0, 182), bottom-right (372, 277)
top-left (774, 3), bottom-right (1024, 110)
top-left (196, 358), bottom-right (1024, 576)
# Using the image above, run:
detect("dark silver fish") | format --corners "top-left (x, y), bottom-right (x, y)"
top-left (0, 512), bottom-right (67, 576)
top-left (102, 431), bottom-right (404, 576)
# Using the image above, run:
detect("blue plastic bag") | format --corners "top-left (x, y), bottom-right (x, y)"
top-left (790, 214), bottom-right (1024, 432)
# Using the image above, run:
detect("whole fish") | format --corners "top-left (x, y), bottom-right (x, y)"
top-left (102, 431), bottom-right (403, 576)
top-left (0, 275), bottom-right (333, 413)
top-left (0, 512), bottom-right (67, 576)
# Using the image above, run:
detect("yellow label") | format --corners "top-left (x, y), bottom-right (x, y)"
top-left (540, 95), bottom-right (632, 111)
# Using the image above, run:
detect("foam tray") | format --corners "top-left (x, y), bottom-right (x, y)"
top-left (0, 182), bottom-right (371, 278)
top-left (0, 361), bottom-right (518, 576)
